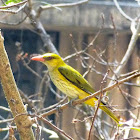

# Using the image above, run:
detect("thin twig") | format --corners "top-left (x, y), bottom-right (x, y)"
top-left (37, 0), bottom-right (89, 18)
top-left (0, 106), bottom-right (11, 112)
top-left (108, 20), bottom-right (140, 88)
top-left (0, 15), bottom-right (27, 25)
top-left (38, 97), bottom-right (67, 113)
top-left (22, 59), bottom-right (42, 79)
top-left (0, 0), bottom-right (27, 9)
top-left (88, 70), bottom-right (109, 140)
top-left (38, 115), bottom-right (74, 140)
top-left (0, 3), bottom-right (27, 14)
top-left (24, 5), bottom-right (59, 54)
top-left (0, 118), bottom-right (13, 124)
top-left (113, 0), bottom-right (133, 21)
top-left (41, 70), bottom-right (140, 117)
top-left (74, 71), bottom-right (140, 106)
top-left (13, 113), bottom-right (74, 140)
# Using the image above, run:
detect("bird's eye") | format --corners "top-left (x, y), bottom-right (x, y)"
top-left (45, 56), bottom-right (54, 61)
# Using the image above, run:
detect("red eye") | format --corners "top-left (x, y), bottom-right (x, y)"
top-left (45, 56), bottom-right (54, 61)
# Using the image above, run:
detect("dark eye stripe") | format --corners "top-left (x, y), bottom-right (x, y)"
top-left (44, 56), bottom-right (55, 61)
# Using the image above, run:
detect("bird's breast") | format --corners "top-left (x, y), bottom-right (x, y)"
top-left (49, 70), bottom-right (82, 99)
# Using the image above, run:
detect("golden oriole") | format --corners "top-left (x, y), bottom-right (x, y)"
top-left (31, 53), bottom-right (120, 125)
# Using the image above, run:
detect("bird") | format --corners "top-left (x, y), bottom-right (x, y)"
top-left (31, 53), bottom-right (120, 125)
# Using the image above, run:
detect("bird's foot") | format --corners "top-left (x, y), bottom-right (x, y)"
top-left (56, 105), bottom-right (63, 114)
top-left (68, 97), bottom-right (78, 107)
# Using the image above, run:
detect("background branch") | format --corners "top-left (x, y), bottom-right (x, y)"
top-left (108, 20), bottom-right (140, 87)
top-left (41, 70), bottom-right (140, 118)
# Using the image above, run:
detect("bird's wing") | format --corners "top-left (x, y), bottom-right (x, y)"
top-left (58, 66), bottom-right (120, 123)
top-left (58, 65), bottom-right (95, 94)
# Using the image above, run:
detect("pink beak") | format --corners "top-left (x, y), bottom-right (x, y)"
top-left (31, 55), bottom-right (45, 62)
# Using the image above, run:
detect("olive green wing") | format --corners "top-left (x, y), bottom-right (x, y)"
top-left (58, 66), bottom-right (120, 125)
top-left (58, 65), bottom-right (95, 94)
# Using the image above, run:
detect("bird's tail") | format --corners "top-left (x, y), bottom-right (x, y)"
top-left (99, 105), bottom-right (121, 126)
top-left (82, 96), bottom-right (121, 126)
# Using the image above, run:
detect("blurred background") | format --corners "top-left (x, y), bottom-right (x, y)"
top-left (0, 0), bottom-right (140, 139)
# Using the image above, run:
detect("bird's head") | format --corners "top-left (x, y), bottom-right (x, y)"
top-left (31, 53), bottom-right (64, 71)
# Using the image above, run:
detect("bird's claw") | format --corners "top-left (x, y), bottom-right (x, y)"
top-left (56, 105), bottom-right (62, 114)
top-left (68, 97), bottom-right (78, 107)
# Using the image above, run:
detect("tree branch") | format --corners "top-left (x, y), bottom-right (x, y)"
top-left (37, 0), bottom-right (89, 18)
top-left (108, 20), bottom-right (140, 87)
top-left (0, 0), bottom-right (27, 9)
top-left (41, 70), bottom-right (140, 117)
top-left (113, 0), bottom-right (133, 21)
top-left (0, 31), bottom-right (35, 140)
top-left (24, 1), bottom-right (59, 54)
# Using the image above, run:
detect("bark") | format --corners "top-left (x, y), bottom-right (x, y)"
top-left (0, 31), bottom-right (35, 140)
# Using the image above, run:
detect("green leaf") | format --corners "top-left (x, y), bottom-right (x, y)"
top-left (130, 127), bottom-right (140, 132)
top-left (5, 0), bottom-right (22, 5)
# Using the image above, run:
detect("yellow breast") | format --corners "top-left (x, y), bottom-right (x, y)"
top-left (49, 69), bottom-right (86, 99)
top-left (49, 69), bottom-right (98, 107)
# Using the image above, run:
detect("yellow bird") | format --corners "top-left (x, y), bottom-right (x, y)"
top-left (31, 53), bottom-right (120, 125)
